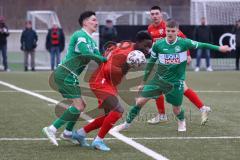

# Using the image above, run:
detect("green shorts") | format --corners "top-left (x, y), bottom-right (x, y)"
top-left (52, 66), bottom-right (81, 99)
top-left (140, 75), bottom-right (173, 99)
top-left (165, 81), bottom-right (184, 106)
top-left (140, 75), bottom-right (184, 106)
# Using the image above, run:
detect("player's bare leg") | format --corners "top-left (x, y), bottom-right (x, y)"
top-left (113, 97), bottom-right (150, 132)
top-left (43, 98), bottom-right (85, 146)
top-left (183, 82), bottom-right (211, 125)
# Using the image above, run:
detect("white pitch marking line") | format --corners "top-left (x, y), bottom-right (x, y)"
top-left (1, 90), bottom-right (240, 93)
top-left (1, 136), bottom-right (240, 141)
top-left (0, 80), bottom-right (168, 160)
top-left (0, 90), bottom-right (55, 93)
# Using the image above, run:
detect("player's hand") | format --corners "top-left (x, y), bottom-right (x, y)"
top-left (103, 57), bottom-right (107, 62)
top-left (219, 45), bottom-right (232, 53)
top-left (187, 55), bottom-right (192, 65)
top-left (137, 85), bottom-right (144, 95)
top-left (137, 81), bottom-right (145, 94)
top-left (137, 85), bottom-right (144, 91)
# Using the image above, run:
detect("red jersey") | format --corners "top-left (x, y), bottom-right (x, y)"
top-left (148, 21), bottom-right (166, 42)
top-left (148, 21), bottom-right (189, 55)
top-left (89, 42), bottom-right (134, 105)
top-left (90, 42), bottom-right (134, 87)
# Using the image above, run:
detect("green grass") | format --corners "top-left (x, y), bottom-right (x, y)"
top-left (0, 71), bottom-right (240, 160)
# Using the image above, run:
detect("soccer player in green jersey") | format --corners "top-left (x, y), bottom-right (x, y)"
top-left (114, 19), bottom-right (231, 132)
top-left (42, 11), bottom-right (107, 146)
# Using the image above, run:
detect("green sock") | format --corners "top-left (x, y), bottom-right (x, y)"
top-left (176, 107), bottom-right (185, 121)
top-left (126, 105), bottom-right (141, 123)
top-left (53, 106), bottom-right (80, 129)
top-left (65, 121), bottom-right (78, 131)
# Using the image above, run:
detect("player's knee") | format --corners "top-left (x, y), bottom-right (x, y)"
top-left (173, 107), bottom-right (181, 115)
top-left (115, 104), bottom-right (124, 113)
top-left (72, 98), bottom-right (86, 111)
top-left (102, 95), bottom-right (124, 113)
top-left (135, 97), bottom-right (148, 107)
top-left (184, 82), bottom-right (188, 91)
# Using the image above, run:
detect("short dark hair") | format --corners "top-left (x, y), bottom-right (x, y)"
top-left (135, 31), bottom-right (152, 42)
top-left (166, 19), bottom-right (179, 28)
top-left (150, 6), bottom-right (161, 12)
top-left (106, 19), bottom-right (113, 23)
top-left (78, 11), bottom-right (96, 27)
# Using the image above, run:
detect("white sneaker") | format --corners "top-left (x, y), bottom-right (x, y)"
top-left (147, 114), bottom-right (168, 124)
top-left (177, 119), bottom-right (186, 132)
top-left (5, 69), bottom-right (11, 72)
top-left (206, 67), bottom-right (213, 72)
top-left (112, 122), bottom-right (131, 132)
top-left (201, 106), bottom-right (211, 125)
top-left (42, 127), bottom-right (58, 146)
top-left (194, 67), bottom-right (200, 72)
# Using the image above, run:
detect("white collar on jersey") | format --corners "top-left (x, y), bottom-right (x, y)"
top-left (82, 28), bottom-right (93, 38)
top-left (165, 37), bottom-right (178, 45)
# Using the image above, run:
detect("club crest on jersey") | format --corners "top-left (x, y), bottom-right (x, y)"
top-left (159, 29), bottom-right (164, 35)
top-left (174, 46), bottom-right (181, 52)
top-left (164, 54), bottom-right (180, 64)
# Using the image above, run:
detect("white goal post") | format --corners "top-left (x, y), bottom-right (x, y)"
top-left (191, 0), bottom-right (240, 25)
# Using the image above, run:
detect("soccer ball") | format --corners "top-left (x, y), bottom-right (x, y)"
top-left (127, 50), bottom-right (147, 68)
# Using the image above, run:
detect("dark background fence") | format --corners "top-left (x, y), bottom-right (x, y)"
top-left (100, 25), bottom-right (235, 58)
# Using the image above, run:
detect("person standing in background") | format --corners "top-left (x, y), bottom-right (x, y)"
top-left (100, 19), bottom-right (118, 52)
top-left (46, 24), bottom-right (65, 71)
top-left (194, 17), bottom-right (213, 72)
top-left (232, 19), bottom-right (240, 70)
top-left (20, 20), bottom-right (38, 71)
top-left (0, 16), bottom-right (10, 71)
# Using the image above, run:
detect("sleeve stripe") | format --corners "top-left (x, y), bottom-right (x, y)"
top-left (151, 54), bottom-right (157, 59)
top-left (195, 42), bottom-right (199, 49)
top-left (150, 50), bottom-right (158, 59)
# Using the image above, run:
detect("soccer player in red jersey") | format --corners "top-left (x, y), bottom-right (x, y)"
top-left (147, 6), bottom-right (211, 125)
top-left (72, 31), bottom-right (152, 151)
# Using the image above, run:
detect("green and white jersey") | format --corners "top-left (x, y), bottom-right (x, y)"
top-left (60, 28), bottom-right (102, 76)
top-left (145, 37), bottom-right (219, 83)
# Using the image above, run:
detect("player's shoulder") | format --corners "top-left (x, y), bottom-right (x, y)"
top-left (73, 29), bottom-right (90, 37)
top-left (160, 20), bottom-right (167, 27)
top-left (148, 24), bottom-right (154, 30)
top-left (177, 37), bottom-right (190, 43)
top-left (110, 42), bottom-right (134, 57)
top-left (155, 38), bottom-right (165, 45)
top-left (177, 37), bottom-right (197, 46)
top-left (70, 29), bottom-right (89, 42)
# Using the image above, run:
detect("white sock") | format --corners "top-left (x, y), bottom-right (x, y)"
top-left (95, 136), bottom-right (103, 142)
top-left (199, 106), bottom-right (205, 113)
top-left (77, 128), bottom-right (86, 137)
top-left (49, 125), bottom-right (57, 133)
top-left (63, 129), bottom-right (72, 136)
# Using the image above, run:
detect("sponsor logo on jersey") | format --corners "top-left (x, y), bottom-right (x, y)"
top-left (164, 54), bottom-right (180, 64)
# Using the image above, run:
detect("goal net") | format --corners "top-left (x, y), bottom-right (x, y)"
top-left (191, 0), bottom-right (240, 25)
top-left (190, 0), bottom-right (239, 70)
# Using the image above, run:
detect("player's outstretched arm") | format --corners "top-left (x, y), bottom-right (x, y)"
top-left (143, 56), bottom-right (156, 82)
top-left (186, 39), bottom-right (231, 53)
top-left (197, 42), bottom-right (231, 53)
top-left (83, 54), bottom-right (107, 63)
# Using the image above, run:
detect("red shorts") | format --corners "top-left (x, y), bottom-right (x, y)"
top-left (90, 78), bottom-right (118, 108)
